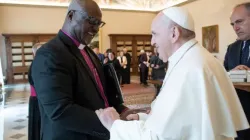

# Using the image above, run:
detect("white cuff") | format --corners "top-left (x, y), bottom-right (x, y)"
top-left (137, 113), bottom-right (148, 121)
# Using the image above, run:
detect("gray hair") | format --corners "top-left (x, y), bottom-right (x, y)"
top-left (235, 2), bottom-right (250, 14)
top-left (32, 43), bottom-right (42, 55)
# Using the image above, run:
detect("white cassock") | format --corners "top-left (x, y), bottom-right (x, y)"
top-left (110, 39), bottom-right (249, 140)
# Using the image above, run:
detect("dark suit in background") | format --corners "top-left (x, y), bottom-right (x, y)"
top-left (150, 55), bottom-right (166, 80)
top-left (97, 53), bottom-right (105, 63)
top-left (29, 30), bottom-right (127, 140)
top-left (224, 40), bottom-right (250, 140)
top-left (149, 54), bottom-right (166, 96)
top-left (107, 58), bottom-right (122, 84)
top-left (124, 52), bottom-right (131, 84)
top-left (139, 53), bottom-right (149, 85)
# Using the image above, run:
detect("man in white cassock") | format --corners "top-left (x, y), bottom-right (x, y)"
top-left (95, 7), bottom-right (250, 140)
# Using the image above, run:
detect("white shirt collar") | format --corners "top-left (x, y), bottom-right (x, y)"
top-left (168, 38), bottom-right (198, 65)
top-left (161, 39), bottom-right (198, 86)
top-left (78, 44), bottom-right (86, 50)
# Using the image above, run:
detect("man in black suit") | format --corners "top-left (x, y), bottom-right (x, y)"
top-left (150, 48), bottom-right (166, 97)
top-left (139, 50), bottom-right (149, 86)
top-left (224, 2), bottom-right (250, 140)
top-left (123, 47), bottom-right (131, 84)
top-left (29, 0), bottom-right (128, 140)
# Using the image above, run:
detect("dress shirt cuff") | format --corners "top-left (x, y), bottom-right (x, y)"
top-left (137, 113), bottom-right (148, 121)
top-left (110, 120), bottom-right (143, 140)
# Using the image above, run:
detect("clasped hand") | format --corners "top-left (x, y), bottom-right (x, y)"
top-left (95, 107), bottom-right (142, 131)
top-left (232, 65), bottom-right (250, 70)
top-left (95, 107), bottom-right (120, 131)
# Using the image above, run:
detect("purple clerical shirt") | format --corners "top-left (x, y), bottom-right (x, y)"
top-left (61, 30), bottom-right (109, 108)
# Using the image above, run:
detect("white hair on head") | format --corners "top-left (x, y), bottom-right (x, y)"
top-left (140, 50), bottom-right (145, 53)
top-left (32, 43), bottom-right (42, 55)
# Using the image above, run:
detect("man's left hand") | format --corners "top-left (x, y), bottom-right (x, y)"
top-left (120, 108), bottom-right (151, 120)
top-left (95, 107), bottom-right (120, 131)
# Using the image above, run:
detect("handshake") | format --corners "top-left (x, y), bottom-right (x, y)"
top-left (95, 107), bottom-right (150, 131)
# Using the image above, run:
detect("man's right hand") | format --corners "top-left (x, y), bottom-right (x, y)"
top-left (126, 114), bottom-right (139, 121)
top-left (232, 65), bottom-right (250, 71)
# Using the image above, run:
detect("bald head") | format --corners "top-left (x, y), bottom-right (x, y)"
top-left (68, 0), bottom-right (102, 18)
top-left (68, 0), bottom-right (84, 12)
top-left (62, 0), bottom-right (105, 45)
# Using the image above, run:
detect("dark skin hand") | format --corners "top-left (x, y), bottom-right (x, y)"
top-left (120, 108), bottom-right (151, 121)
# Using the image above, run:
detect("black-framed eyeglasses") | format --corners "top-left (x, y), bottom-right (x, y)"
top-left (70, 10), bottom-right (106, 28)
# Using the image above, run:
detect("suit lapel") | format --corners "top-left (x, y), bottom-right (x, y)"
top-left (72, 47), bottom-right (96, 84)
top-left (85, 47), bottom-right (106, 89)
top-left (235, 41), bottom-right (243, 65)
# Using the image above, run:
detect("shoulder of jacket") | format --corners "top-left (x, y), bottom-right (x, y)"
top-left (228, 40), bottom-right (242, 48)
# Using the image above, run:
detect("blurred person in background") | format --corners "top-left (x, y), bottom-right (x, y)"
top-left (90, 41), bottom-right (105, 63)
top-left (117, 51), bottom-right (127, 86)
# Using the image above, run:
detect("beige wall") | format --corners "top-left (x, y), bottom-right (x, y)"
top-left (0, 5), bottom-right (156, 76)
top-left (180, 0), bottom-right (249, 62)
top-left (101, 10), bottom-right (155, 50)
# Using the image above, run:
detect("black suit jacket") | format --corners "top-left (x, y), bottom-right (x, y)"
top-left (107, 59), bottom-right (121, 73)
top-left (30, 30), bottom-right (126, 140)
top-left (149, 55), bottom-right (166, 80)
top-left (124, 53), bottom-right (131, 68)
top-left (139, 53), bottom-right (148, 71)
top-left (224, 40), bottom-right (250, 71)
top-left (224, 40), bottom-right (250, 122)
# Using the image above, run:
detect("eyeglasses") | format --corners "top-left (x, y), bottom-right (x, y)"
top-left (70, 10), bottom-right (106, 28)
top-left (87, 16), bottom-right (106, 28)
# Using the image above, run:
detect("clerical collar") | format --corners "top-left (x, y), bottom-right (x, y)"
top-left (168, 38), bottom-right (198, 64)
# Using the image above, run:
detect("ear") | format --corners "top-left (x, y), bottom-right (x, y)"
top-left (171, 26), bottom-right (180, 43)
top-left (67, 10), bottom-right (74, 22)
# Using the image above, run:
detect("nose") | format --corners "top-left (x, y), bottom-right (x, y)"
top-left (233, 24), bottom-right (240, 32)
